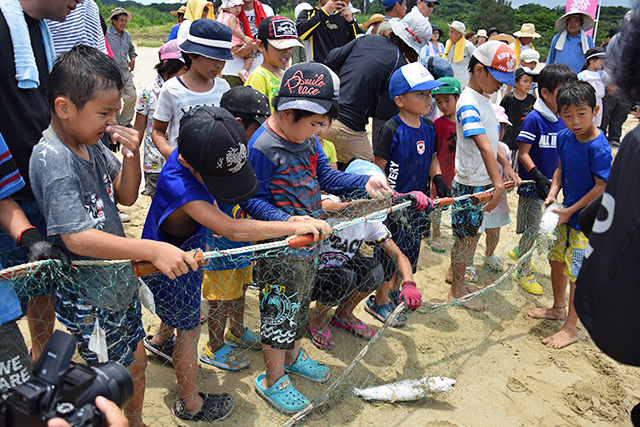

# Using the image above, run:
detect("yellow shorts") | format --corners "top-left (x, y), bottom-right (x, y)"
top-left (202, 266), bottom-right (252, 301)
top-left (548, 224), bottom-right (588, 282)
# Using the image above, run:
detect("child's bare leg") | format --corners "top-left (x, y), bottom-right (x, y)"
top-left (335, 291), bottom-right (369, 323)
top-left (542, 280), bottom-right (579, 348)
top-left (431, 210), bottom-right (442, 241)
top-left (308, 302), bottom-right (333, 347)
top-left (450, 236), bottom-right (487, 311)
top-left (27, 294), bottom-right (55, 362)
top-left (151, 321), bottom-right (175, 345)
top-left (206, 299), bottom-right (229, 352)
top-left (243, 57), bottom-right (253, 72)
top-left (126, 341), bottom-right (148, 427)
top-left (262, 339), bottom-right (301, 388)
top-left (517, 226), bottom-right (537, 276)
top-left (528, 260), bottom-right (567, 320)
top-left (228, 294), bottom-right (246, 338)
top-left (175, 326), bottom-right (203, 414)
top-left (484, 227), bottom-right (500, 257)
top-left (374, 280), bottom-right (392, 305)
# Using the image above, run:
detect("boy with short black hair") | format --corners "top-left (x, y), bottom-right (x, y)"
top-left (529, 80), bottom-right (612, 349)
top-left (370, 62), bottom-right (445, 325)
top-left (509, 63), bottom-right (577, 295)
top-left (142, 105), bottom-right (331, 421)
top-left (241, 62), bottom-right (392, 414)
top-left (29, 45), bottom-right (199, 427)
top-left (501, 67), bottom-right (537, 162)
top-left (245, 15), bottom-right (302, 103)
top-left (449, 41), bottom-right (520, 311)
top-left (152, 19), bottom-right (232, 160)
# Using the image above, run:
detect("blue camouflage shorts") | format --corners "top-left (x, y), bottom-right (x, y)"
top-left (451, 181), bottom-right (492, 239)
top-left (55, 284), bottom-right (144, 367)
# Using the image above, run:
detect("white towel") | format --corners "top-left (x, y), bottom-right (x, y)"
top-left (533, 97), bottom-right (558, 123)
top-left (554, 29), bottom-right (590, 55)
top-left (0, 0), bottom-right (56, 89)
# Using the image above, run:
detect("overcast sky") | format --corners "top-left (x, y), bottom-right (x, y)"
top-left (135, 0), bottom-right (631, 7)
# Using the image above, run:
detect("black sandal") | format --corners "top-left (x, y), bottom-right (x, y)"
top-left (171, 392), bottom-right (234, 422)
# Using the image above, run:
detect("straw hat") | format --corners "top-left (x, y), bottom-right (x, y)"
top-left (514, 23), bottom-right (540, 38)
top-left (109, 7), bottom-right (132, 22)
top-left (488, 33), bottom-right (515, 44)
top-left (555, 10), bottom-right (595, 33)
top-left (170, 5), bottom-right (187, 16)
top-left (476, 29), bottom-right (487, 38)
top-left (361, 14), bottom-right (384, 31)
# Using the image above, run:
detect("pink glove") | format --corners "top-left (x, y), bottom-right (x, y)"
top-left (404, 191), bottom-right (434, 212)
top-left (399, 281), bottom-right (422, 310)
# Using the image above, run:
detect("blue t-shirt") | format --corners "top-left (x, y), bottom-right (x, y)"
top-left (517, 109), bottom-right (566, 199)
top-left (546, 32), bottom-right (595, 75)
top-left (167, 23), bottom-right (180, 42)
top-left (374, 115), bottom-right (436, 194)
top-left (558, 128), bottom-right (612, 230)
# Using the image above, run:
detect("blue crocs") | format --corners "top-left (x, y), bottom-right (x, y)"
top-left (199, 343), bottom-right (250, 371)
top-left (225, 327), bottom-right (262, 350)
top-left (364, 295), bottom-right (408, 327)
top-left (388, 290), bottom-right (402, 308)
top-left (254, 373), bottom-right (310, 414)
top-left (284, 348), bottom-right (331, 383)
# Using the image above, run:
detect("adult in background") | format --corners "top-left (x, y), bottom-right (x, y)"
top-left (106, 7), bottom-right (137, 127)
top-left (601, 26), bottom-right (630, 148)
top-left (444, 20), bottom-right (475, 89)
top-left (296, 0), bottom-right (362, 64)
top-left (487, 26), bottom-right (498, 38)
top-left (0, 0), bottom-right (80, 364)
top-left (47, 0), bottom-right (106, 56)
top-left (167, 5), bottom-right (186, 41)
top-left (476, 28), bottom-right (487, 46)
top-left (324, 8), bottom-right (431, 165)
top-left (383, 0), bottom-right (406, 20)
top-left (546, 10), bottom-right (594, 75)
top-left (424, 24), bottom-right (444, 57)
top-left (176, 0), bottom-right (215, 45)
top-left (510, 23), bottom-right (539, 64)
top-left (415, 0), bottom-right (437, 19)
top-left (360, 13), bottom-right (384, 34)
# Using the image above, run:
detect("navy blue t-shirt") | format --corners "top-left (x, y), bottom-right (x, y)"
top-left (374, 115), bottom-right (436, 194)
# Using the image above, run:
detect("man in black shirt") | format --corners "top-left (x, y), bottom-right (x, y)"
top-left (0, 0), bottom-right (80, 362)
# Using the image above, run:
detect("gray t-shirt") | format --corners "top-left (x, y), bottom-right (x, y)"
top-left (29, 127), bottom-right (137, 311)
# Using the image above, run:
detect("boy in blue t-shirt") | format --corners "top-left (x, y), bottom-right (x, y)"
top-left (528, 81), bottom-right (612, 349)
top-left (371, 62), bottom-right (446, 325)
top-left (509, 63), bottom-right (577, 295)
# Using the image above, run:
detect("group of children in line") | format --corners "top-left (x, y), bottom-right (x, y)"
top-left (0, 14), bottom-right (614, 426)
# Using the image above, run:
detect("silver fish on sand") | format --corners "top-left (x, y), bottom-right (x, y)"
top-left (353, 376), bottom-right (456, 402)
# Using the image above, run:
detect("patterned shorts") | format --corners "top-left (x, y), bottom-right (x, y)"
top-left (548, 224), bottom-right (588, 282)
top-left (451, 182), bottom-right (491, 239)
top-left (55, 285), bottom-right (144, 367)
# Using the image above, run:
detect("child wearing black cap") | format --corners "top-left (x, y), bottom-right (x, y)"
top-left (141, 106), bottom-right (330, 422)
top-left (500, 67), bottom-right (537, 163)
top-left (240, 62), bottom-right (392, 414)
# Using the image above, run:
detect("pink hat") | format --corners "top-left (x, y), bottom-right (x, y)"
top-left (492, 104), bottom-right (512, 126)
top-left (159, 40), bottom-right (183, 62)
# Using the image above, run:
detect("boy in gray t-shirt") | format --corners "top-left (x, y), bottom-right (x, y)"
top-left (29, 45), bottom-right (198, 426)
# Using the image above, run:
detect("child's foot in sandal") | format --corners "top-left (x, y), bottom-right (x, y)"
top-left (284, 348), bottom-right (330, 383)
top-left (171, 392), bottom-right (234, 422)
top-left (364, 295), bottom-right (408, 327)
top-left (430, 240), bottom-right (445, 252)
top-left (199, 343), bottom-right (250, 371)
top-left (225, 327), bottom-right (262, 350)
top-left (254, 374), bottom-right (309, 414)
top-left (330, 316), bottom-right (375, 340)
top-left (307, 323), bottom-right (334, 350)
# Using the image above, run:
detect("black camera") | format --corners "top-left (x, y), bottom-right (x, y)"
top-left (0, 330), bottom-right (133, 427)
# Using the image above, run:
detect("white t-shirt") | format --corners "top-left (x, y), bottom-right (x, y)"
top-left (454, 86), bottom-right (499, 186)
top-left (153, 76), bottom-right (231, 148)
top-left (317, 218), bottom-right (391, 270)
top-left (221, 4), bottom-right (274, 77)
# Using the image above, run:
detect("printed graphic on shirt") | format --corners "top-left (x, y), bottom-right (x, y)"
top-left (83, 173), bottom-right (114, 230)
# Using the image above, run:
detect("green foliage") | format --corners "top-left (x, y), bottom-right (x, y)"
top-left (468, 0), bottom-right (517, 35)
top-left (96, 0), bottom-right (179, 29)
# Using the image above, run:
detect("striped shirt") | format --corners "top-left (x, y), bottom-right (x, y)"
top-left (0, 133), bottom-right (24, 200)
top-left (47, 0), bottom-right (106, 56)
top-left (454, 86), bottom-right (499, 186)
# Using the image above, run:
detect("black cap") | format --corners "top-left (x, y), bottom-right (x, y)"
top-left (276, 62), bottom-right (340, 114)
top-left (220, 86), bottom-right (271, 125)
top-left (178, 106), bottom-right (258, 205)
top-left (515, 66), bottom-right (538, 82)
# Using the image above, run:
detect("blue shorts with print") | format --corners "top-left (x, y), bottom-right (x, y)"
top-left (55, 285), bottom-right (144, 367)
top-left (451, 181), bottom-right (491, 239)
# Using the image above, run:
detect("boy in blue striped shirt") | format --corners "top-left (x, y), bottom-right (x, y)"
top-left (450, 41), bottom-right (520, 311)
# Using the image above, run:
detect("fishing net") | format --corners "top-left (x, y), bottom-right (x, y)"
top-left (0, 184), bottom-right (574, 426)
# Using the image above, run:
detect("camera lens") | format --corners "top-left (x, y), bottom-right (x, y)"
top-left (89, 363), bottom-right (134, 409)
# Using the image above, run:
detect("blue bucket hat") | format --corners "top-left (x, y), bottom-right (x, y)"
top-left (179, 19), bottom-right (233, 61)
top-left (389, 62), bottom-right (447, 99)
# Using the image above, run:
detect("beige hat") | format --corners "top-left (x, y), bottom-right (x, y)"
top-left (109, 7), bottom-right (132, 22)
top-left (448, 20), bottom-right (465, 34)
top-left (555, 10), bottom-right (595, 33)
top-left (514, 23), bottom-right (541, 38)
top-left (489, 33), bottom-right (515, 44)
top-left (476, 29), bottom-right (487, 38)
top-left (170, 5), bottom-right (187, 16)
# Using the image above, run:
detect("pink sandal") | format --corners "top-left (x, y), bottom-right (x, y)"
top-left (307, 323), bottom-right (334, 350)
top-left (330, 316), bottom-right (375, 340)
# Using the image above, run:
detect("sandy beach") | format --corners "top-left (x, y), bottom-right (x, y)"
top-left (19, 46), bottom-right (640, 427)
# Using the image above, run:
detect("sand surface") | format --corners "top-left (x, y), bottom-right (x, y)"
top-left (21, 46), bottom-right (640, 427)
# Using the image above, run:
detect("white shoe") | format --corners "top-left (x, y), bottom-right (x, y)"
top-left (119, 210), bottom-right (131, 222)
top-left (483, 254), bottom-right (504, 271)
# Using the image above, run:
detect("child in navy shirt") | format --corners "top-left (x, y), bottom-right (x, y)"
top-left (371, 62), bottom-right (447, 325)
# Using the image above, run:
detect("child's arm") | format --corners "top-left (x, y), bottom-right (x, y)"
top-left (108, 125), bottom-right (141, 207)
top-left (229, 15), bottom-right (253, 44)
top-left (429, 155), bottom-right (451, 198)
top-left (180, 200), bottom-right (332, 241)
top-left (132, 112), bottom-right (147, 145)
top-left (544, 159), bottom-right (563, 206)
top-left (552, 177), bottom-right (606, 226)
top-left (151, 120), bottom-right (174, 160)
top-left (61, 229), bottom-right (198, 280)
top-left (380, 238), bottom-right (422, 310)
top-left (496, 144), bottom-right (520, 184)
top-left (518, 141), bottom-right (551, 199)
top-left (472, 134), bottom-right (505, 212)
